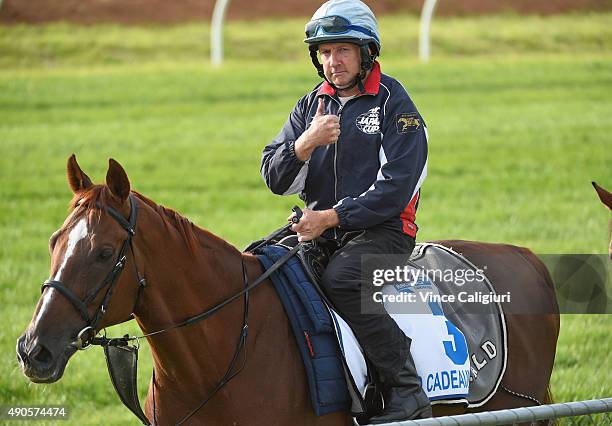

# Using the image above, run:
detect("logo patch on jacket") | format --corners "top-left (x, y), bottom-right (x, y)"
top-left (356, 107), bottom-right (381, 135)
top-left (396, 113), bottom-right (421, 134)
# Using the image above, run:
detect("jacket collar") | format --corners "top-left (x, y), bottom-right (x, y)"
top-left (318, 61), bottom-right (381, 97)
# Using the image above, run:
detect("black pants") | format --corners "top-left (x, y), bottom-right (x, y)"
top-left (320, 226), bottom-right (416, 382)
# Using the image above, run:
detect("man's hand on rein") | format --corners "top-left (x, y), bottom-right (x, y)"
top-left (289, 208), bottom-right (340, 242)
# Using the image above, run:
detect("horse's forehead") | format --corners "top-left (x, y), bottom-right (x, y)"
top-left (51, 215), bottom-right (90, 281)
top-left (58, 203), bottom-right (127, 243)
top-left (59, 207), bottom-right (91, 234)
top-left (51, 207), bottom-right (96, 252)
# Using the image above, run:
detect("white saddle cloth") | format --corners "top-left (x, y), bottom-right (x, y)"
top-left (328, 273), bottom-right (471, 405)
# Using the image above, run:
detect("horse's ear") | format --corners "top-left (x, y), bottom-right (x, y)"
top-left (106, 159), bottom-right (131, 203)
top-left (592, 182), bottom-right (612, 210)
top-left (67, 154), bottom-right (93, 194)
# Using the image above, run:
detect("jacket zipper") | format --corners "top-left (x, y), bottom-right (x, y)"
top-left (333, 100), bottom-right (343, 240)
top-left (334, 105), bottom-right (343, 204)
top-left (332, 93), bottom-right (368, 207)
top-left (329, 92), bottom-right (371, 240)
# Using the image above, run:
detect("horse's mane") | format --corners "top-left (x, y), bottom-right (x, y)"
top-left (68, 185), bottom-right (237, 255)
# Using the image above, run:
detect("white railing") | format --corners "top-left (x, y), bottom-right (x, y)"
top-left (373, 398), bottom-right (612, 425)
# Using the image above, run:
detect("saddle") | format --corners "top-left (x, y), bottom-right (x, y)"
top-left (245, 227), bottom-right (339, 287)
top-left (280, 235), bottom-right (387, 420)
top-left (247, 232), bottom-right (508, 417)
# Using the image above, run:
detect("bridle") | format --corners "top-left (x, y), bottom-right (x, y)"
top-left (41, 193), bottom-right (146, 350)
top-left (40, 192), bottom-right (300, 425)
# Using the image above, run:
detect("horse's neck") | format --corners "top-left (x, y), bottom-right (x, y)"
top-left (133, 201), bottom-right (249, 388)
top-left (128, 201), bottom-right (317, 423)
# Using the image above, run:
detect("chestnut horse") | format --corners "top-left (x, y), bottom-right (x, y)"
top-left (593, 182), bottom-right (612, 259)
top-left (17, 156), bottom-right (559, 425)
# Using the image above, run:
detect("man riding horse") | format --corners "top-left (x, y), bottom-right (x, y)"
top-left (261, 0), bottom-right (430, 422)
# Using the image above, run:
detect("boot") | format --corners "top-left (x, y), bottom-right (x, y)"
top-left (368, 355), bottom-right (432, 424)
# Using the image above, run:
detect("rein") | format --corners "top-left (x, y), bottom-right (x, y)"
top-left (106, 244), bottom-right (298, 344)
top-left (43, 193), bottom-right (301, 425)
top-left (94, 243), bottom-right (299, 425)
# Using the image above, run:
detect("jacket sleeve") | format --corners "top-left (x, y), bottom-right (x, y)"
top-left (333, 85), bottom-right (428, 230)
top-left (260, 97), bottom-right (310, 195)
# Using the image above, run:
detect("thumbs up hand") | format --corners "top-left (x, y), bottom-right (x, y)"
top-left (310, 98), bottom-right (340, 144)
top-left (294, 98), bottom-right (341, 161)
top-left (315, 97), bottom-right (326, 117)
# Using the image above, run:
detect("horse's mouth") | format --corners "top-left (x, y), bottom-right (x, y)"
top-left (16, 334), bottom-right (76, 384)
top-left (25, 367), bottom-right (64, 384)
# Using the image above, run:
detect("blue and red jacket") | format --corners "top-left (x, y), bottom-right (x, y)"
top-left (261, 62), bottom-right (428, 239)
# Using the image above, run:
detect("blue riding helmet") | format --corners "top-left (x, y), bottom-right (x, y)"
top-left (304, 0), bottom-right (381, 90)
top-left (304, 0), bottom-right (381, 54)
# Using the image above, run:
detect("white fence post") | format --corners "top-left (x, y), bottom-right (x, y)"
top-left (419, 0), bottom-right (439, 62)
top-left (211, 0), bottom-right (231, 66)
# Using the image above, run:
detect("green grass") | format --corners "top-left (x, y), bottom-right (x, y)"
top-left (1, 13), bottom-right (611, 68)
top-left (1, 12), bottom-right (611, 425)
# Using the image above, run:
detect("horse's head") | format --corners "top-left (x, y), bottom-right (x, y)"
top-left (592, 182), bottom-right (612, 259)
top-left (17, 155), bottom-right (144, 383)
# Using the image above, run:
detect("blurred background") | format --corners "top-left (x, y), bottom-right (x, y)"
top-left (1, 0), bottom-right (610, 424)
top-left (1, 0), bottom-right (610, 23)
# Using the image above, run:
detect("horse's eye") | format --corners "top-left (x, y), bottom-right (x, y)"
top-left (97, 248), bottom-right (114, 262)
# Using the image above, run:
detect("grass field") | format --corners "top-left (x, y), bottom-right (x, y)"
top-left (1, 12), bottom-right (611, 425)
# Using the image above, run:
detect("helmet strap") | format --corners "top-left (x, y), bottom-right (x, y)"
top-left (309, 46), bottom-right (326, 80)
top-left (355, 43), bottom-right (376, 93)
top-left (360, 44), bottom-right (374, 74)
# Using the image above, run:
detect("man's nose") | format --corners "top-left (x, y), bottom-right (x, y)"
top-left (329, 51), bottom-right (341, 67)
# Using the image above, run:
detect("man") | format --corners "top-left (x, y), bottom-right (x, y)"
top-left (260, 0), bottom-right (430, 422)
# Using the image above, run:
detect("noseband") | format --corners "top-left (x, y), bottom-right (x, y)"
top-left (41, 194), bottom-right (145, 350)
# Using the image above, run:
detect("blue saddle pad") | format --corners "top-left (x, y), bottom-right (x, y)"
top-left (256, 245), bottom-right (350, 416)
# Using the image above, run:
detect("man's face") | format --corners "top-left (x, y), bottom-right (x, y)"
top-left (319, 42), bottom-right (361, 90)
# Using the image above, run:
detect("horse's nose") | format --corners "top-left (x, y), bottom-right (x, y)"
top-left (29, 341), bottom-right (54, 368)
top-left (16, 334), bottom-right (29, 367)
top-left (17, 335), bottom-right (54, 370)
